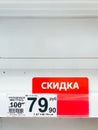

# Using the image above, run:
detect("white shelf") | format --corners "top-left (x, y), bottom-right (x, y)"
top-left (0, 1), bottom-right (98, 17)
top-left (0, 58), bottom-right (98, 69)
top-left (0, 69), bottom-right (98, 117)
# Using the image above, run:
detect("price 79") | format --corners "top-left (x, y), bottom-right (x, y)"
top-left (27, 97), bottom-right (56, 113)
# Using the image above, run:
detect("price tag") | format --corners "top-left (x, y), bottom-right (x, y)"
top-left (1, 93), bottom-right (88, 117)
top-left (7, 94), bottom-right (26, 117)
top-left (7, 94), bottom-right (57, 117)
top-left (25, 94), bottom-right (57, 117)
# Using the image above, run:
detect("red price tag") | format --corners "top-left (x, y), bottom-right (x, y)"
top-left (32, 77), bottom-right (89, 117)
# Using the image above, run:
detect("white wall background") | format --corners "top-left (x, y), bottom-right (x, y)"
top-left (0, 18), bottom-right (98, 58)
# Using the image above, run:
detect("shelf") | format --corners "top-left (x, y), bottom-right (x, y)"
top-left (0, 58), bottom-right (98, 69)
top-left (0, 0), bottom-right (98, 17)
top-left (0, 69), bottom-right (98, 117)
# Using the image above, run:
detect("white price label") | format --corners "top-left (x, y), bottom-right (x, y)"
top-left (7, 94), bottom-right (57, 117)
top-left (1, 93), bottom-right (98, 117)
top-left (25, 94), bottom-right (57, 117)
top-left (7, 94), bottom-right (26, 117)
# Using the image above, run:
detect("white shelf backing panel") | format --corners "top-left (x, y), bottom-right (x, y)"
top-left (0, 18), bottom-right (98, 58)
top-left (0, 0), bottom-right (98, 17)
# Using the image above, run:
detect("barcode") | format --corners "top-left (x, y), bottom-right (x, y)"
top-left (9, 108), bottom-right (24, 114)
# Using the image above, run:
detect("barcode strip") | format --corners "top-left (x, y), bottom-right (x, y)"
top-left (9, 108), bottom-right (24, 114)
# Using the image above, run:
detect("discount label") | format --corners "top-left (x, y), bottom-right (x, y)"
top-left (0, 93), bottom-right (88, 117)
